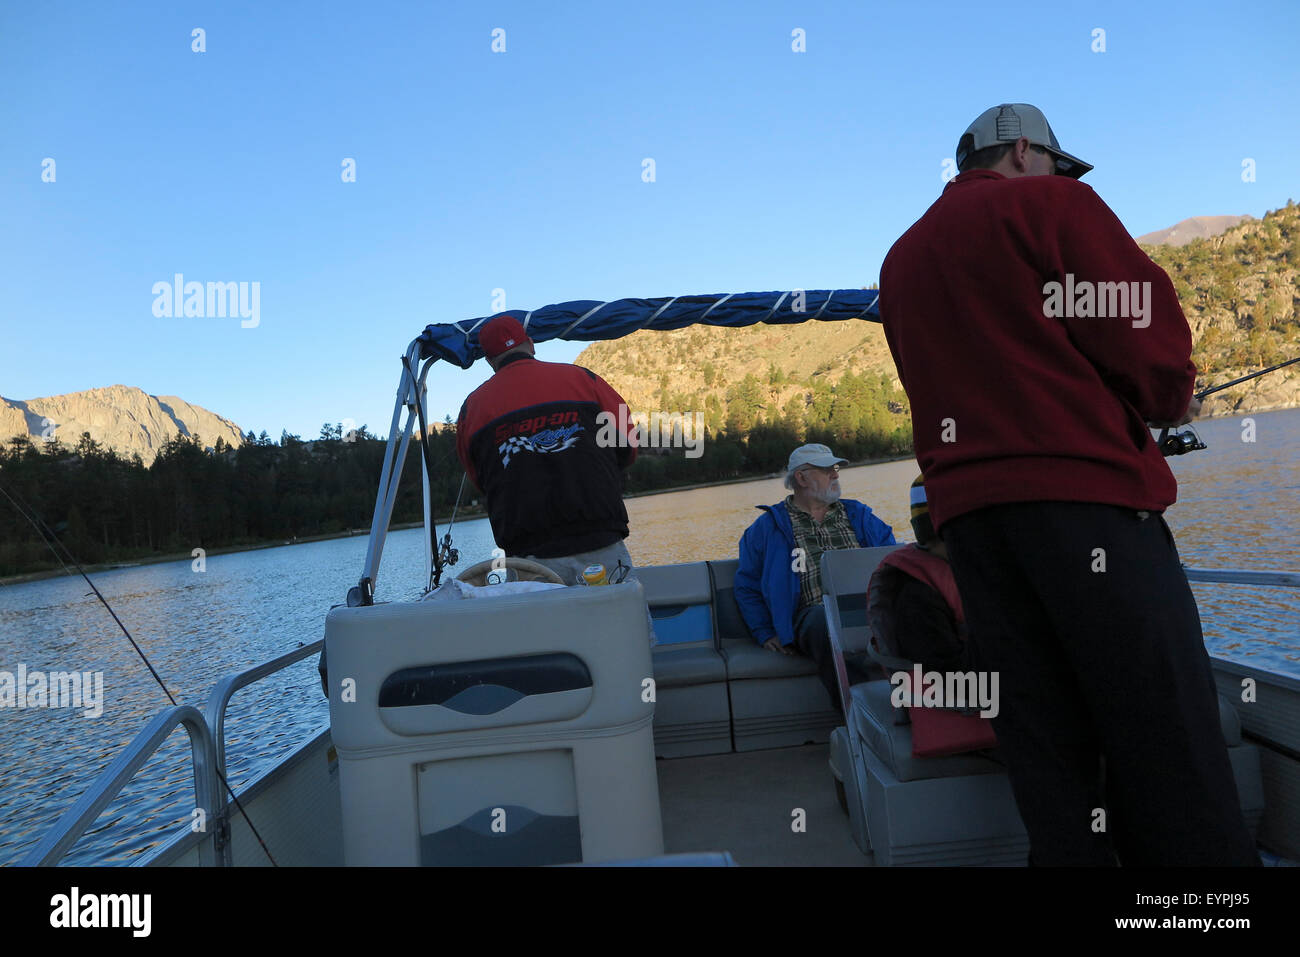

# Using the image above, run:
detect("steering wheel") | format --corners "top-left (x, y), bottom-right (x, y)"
top-left (455, 557), bottom-right (566, 587)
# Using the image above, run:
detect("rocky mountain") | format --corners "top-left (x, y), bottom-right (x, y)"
top-left (0, 385), bottom-right (244, 464)
top-left (1142, 203), bottom-right (1300, 417)
top-left (1136, 215), bottom-right (1254, 246)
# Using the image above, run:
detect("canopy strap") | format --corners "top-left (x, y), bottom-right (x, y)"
top-left (698, 293), bottom-right (733, 322)
top-left (640, 297), bottom-right (679, 330)
top-left (559, 301), bottom-right (611, 339)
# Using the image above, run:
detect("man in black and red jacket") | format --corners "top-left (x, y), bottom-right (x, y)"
top-left (456, 315), bottom-right (640, 584)
top-left (879, 103), bottom-right (1257, 866)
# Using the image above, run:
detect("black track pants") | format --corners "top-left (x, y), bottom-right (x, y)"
top-left (941, 502), bottom-right (1259, 866)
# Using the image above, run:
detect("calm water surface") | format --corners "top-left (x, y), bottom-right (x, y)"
top-left (1, 408), bottom-right (1296, 865)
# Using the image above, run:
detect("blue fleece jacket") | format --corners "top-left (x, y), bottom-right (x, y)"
top-left (734, 499), bottom-right (896, 645)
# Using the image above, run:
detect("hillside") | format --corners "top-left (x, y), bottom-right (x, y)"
top-left (578, 203), bottom-right (1300, 431)
top-left (1143, 202), bottom-right (1300, 416)
top-left (576, 299), bottom-right (908, 444)
top-left (0, 385), bottom-right (244, 464)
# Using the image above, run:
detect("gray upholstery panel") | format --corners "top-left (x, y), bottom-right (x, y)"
top-left (637, 562), bottom-right (714, 607)
top-left (652, 683), bottom-right (732, 758)
top-left (1227, 744), bottom-right (1264, 837)
top-left (862, 745), bottom-right (1029, 866)
top-left (721, 643), bottom-right (818, 680)
top-left (707, 560), bottom-right (757, 649)
top-left (1218, 693), bottom-right (1242, 746)
top-left (821, 546), bottom-right (902, 657)
top-left (652, 646), bottom-right (728, 687)
top-left (851, 680), bottom-right (1003, 783)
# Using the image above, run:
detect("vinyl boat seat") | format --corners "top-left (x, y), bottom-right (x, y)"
top-left (823, 546), bottom-right (1267, 864)
top-left (641, 562), bottom-right (730, 757)
top-left (850, 679), bottom-right (1004, 783)
top-left (708, 559), bottom-right (840, 752)
top-left (823, 545), bottom-right (1029, 865)
top-left (1213, 691), bottom-right (1266, 839)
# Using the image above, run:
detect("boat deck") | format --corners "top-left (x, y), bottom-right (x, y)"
top-left (657, 743), bottom-right (868, 866)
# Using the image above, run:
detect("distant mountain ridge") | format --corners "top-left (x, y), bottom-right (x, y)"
top-left (0, 385), bottom-right (244, 464)
top-left (1136, 215), bottom-right (1254, 246)
top-left (5, 209), bottom-right (1295, 469)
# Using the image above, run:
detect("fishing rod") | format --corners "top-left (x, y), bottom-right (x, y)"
top-left (1194, 355), bottom-right (1300, 401)
top-left (0, 480), bottom-right (279, 866)
top-left (1160, 355), bottom-right (1300, 456)
top-left (437, 472), bottom-right (467, 587)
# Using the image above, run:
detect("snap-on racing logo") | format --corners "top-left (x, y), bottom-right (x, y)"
top-left (495, 410), bottom-right (579, 442)
top-left (496, 411), bottom-right (583, 468)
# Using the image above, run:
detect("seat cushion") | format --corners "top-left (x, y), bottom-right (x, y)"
top-left (851, 680), bottom-right (1003, 783)
top-left (652, 646), bottom-right (728, 688)
top-left (721, 643), bottom-right (819, 681)
top-left (711, 583), bottom-right (756, 647)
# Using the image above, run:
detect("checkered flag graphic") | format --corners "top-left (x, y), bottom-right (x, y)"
top-left (498, 435), bottom-right (536, 468)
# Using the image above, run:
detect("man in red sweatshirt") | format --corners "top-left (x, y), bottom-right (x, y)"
top-left (879, 103), bottom-right (1257, 865)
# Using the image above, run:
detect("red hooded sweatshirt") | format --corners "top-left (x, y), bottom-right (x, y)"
top-left (879, 170), bottom-right (1196, 530)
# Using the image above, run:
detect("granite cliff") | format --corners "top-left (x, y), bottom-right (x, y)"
top-left (0, 385), bottom-right (243, 464)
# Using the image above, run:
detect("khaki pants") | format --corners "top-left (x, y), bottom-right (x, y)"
top-left (522, 539), bottom-right (638, 587)
top-left (522, 539), bottom-right (653, 645)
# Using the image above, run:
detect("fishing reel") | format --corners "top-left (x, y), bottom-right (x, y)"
top-left (1158, 426), bottom-right (1207, 457)
top-left (438, 532), bottom-right (459, 568)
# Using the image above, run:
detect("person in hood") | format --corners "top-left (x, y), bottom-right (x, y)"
top-left (866, 475), bottom-right (972, 677)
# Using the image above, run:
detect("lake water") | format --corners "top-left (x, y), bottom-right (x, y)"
top-left (1, 408), bottom-right (1296, 866)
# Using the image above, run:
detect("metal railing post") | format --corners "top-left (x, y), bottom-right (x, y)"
top-left (20, 705), bottom-right (220, 867)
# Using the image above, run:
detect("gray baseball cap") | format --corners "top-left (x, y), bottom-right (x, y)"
top-left (787, 443), bottom-right (847, 471)
top-left (956, 103), bottom-right (1093, 179)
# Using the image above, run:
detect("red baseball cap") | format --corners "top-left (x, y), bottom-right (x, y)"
top-left (479, 315), bottom-right (533, 360)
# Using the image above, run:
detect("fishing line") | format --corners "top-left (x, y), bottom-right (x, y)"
top-left (437, 472), bottom-right (468, 580)
top-left (0, 480), bottom-right (279, 866)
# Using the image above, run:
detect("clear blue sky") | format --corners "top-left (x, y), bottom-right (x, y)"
top-left (3, 0), bottom-right (1297, 440)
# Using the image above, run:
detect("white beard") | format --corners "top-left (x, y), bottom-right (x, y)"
top-left (811, 483), bottom-right (841, 506)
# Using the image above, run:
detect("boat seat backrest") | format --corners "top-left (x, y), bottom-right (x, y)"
top-left (821, 546), bottom-right (904, 657)
top-left (705, 559), bottom-right (757, 648)
top-left (636, 562), bottom-right (715, 647)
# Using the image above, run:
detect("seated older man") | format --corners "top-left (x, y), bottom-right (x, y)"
top-left (734, 443), bottom-right (896, 711)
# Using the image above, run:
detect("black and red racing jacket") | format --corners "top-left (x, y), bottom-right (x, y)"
top-left (455, 354), bottom-right (638, 558)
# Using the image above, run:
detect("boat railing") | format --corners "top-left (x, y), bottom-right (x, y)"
top-left (1183, 566), bottom-right (1300, 588)
top-left (20, 705), bottom-right (221, 866)
top-left (201, 639), bottom-right (326, 866)
top-left (20, 639), bottom-right (325, 867)
top-left (203, 639), bottom-right (325, 778)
